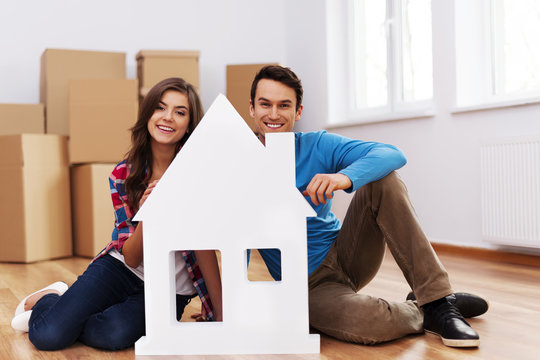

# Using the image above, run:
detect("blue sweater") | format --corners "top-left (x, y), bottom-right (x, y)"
top-left (258, 131), bottom-right (407, 280)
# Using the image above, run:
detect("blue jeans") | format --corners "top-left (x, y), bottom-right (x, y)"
top-left (29, 254), bottom-right (195, 351)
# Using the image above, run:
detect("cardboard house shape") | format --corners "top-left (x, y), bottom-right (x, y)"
top-left (133, 94), bottom-right (320, 355)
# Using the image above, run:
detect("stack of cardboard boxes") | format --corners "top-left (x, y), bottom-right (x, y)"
top-left (0, 133), bottom-right (71, 262)
top-left (0, 81), bottom-right (72, 262)
top-left (69, 76), bottom-right (139, 257)
top-left (0, 48), bottom-right (135, 262)
top-left (52, 49), bottom-right (137, 258)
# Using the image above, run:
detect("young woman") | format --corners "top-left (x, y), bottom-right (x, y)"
top-left (11, 77), bottom-right (222, 351)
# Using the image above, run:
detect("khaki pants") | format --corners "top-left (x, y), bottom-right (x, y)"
top-left (308, 172), bottom-right (453, 344)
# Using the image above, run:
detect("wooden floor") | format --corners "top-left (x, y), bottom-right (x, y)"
top-left (1, 249), bottom-right (539, 360)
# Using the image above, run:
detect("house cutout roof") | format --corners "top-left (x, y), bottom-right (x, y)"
top-left (134, 94), bottom-right (319, 355)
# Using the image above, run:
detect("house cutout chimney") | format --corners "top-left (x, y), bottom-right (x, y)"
top-left (133, 94), bottom-right (319, 355)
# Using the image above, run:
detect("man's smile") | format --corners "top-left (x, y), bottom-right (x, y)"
top-left (265, 122), bottom-right (284, 129)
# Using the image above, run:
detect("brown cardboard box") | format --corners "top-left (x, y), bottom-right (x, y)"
top-left (136, 50), bottom-right (200, 97)
top-left (226, 63), bottom-right (279, 131)
top-left (0, 103), bottom-right (44, 135)
top-left (71, 163), bottom-right (115, 258)
top-left (0, 134), bottom-right (72, 263)
top-left (68, 79), bottom-right (138, 164)
top-left (40, 48), bottom-right (126, 135)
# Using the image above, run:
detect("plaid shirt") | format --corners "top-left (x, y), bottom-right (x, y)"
top-left (95, 160), bottom-right (215, 320)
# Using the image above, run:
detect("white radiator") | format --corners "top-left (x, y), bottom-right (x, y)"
top-left (480, 138), bottom-right (540, 248)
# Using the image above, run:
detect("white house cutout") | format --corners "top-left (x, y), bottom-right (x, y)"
top-left (134, 94), bottom-right (320, 355)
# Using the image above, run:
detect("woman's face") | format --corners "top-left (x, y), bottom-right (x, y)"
top-left (147, 90), bottom-right (190, 149)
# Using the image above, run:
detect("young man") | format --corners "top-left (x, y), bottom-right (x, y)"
top-left (249, 65), bottom-right (488, 348)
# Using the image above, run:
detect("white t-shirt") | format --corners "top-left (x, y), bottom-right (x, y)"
top-left (108, 249), bottom-right (196, 295)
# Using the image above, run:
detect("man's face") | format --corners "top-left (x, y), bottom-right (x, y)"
top-left (249, 79), bottom-right (303, 145)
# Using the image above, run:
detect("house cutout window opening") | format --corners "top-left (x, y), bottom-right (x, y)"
top-left (171, 250), bottom-right (222, 322)
top-left (246, 248), bottom-right (281, 282)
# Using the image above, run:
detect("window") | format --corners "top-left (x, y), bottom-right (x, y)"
top-left (246, 249), bottom-right (280, 282)
top-left (326, 0), bottom-right (433, 125)
top-left (351, 0), bottom-right (433, 109)
top-left (455, 0), bottom-right (540, 109)
top-left (172, 250), bottom-right (223, 322)
top-left (492, 0), bottom-right (540, 96)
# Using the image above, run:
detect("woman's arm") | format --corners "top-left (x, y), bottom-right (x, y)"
top-left (194, 250), bottom-right (223, 321)
top-left (122, 180), bottom-right (158, 268)
top-left (122, 224), bottom-right (144, 268)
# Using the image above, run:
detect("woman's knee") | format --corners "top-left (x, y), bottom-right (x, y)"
top-left (80, 312), bottom-right (145, 350)
top-left (82, 325), bottom-right (141, 350)
top-left (29, 323), bottom-right (76, 350)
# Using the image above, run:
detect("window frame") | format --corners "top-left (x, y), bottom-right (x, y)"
top-left (453, 0), bottom-right (540, 113)
top-left (326, 0), bottom-right (435, 127)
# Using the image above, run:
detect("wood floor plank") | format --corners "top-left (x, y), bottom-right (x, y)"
top-left (1, 248), bottom-right (539, 360)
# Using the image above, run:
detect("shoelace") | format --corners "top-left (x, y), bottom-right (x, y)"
top-left (429, 301), bottom-right (468, 325)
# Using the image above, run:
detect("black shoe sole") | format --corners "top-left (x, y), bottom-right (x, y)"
top-left (425, 330), bottom-right (480, 348)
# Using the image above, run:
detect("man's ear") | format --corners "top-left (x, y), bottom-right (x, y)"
top-left (249, 100), bottom-right (255, 118)
top-left (295, 104), bottom-right (303, 122)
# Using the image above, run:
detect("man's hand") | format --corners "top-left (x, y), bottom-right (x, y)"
top-left (302, 173), bottom-right (352, 206)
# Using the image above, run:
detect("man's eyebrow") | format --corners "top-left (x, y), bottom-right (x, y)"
top-left (257, 97), bottom-right (293, 103)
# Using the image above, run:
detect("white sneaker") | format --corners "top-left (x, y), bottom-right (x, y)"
top-left (11, 311), bottom-right (32, 332)
top-left (11, 281), bottom-right (68, 332)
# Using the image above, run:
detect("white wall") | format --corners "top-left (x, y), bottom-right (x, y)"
top-left (283, 0), bottom-right (328, 135)
top-left (0, 0), bottom-right (287, 110)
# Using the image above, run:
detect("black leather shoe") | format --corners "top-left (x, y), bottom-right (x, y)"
top-left (407, 291), bottom-right (489, 318)
top-left (422, 295), bottom-right (480, 347)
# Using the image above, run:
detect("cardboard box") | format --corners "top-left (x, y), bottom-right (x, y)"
top-left (0, 134), bottom-right (72, 263)
top-left (226, 63), bottom-right (279, 131)
top-left (68, 79), bottom-right (138, 164)
top-left (136, 50), bottom-right (200, 97)
top-left (40, 48), bottom-right (126, 135)
top-left (0, 103), bottom-right (44, 135)
top-left (71, 163), bottom-right (116, 258)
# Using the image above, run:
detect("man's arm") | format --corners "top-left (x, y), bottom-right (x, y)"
top-left (302, 132), bottom-right (406, 205)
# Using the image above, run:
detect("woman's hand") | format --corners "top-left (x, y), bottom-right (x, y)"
top-left (139, 180), bottom-right (159, 208)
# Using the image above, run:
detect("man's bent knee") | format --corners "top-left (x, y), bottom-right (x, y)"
top-left (372, 171), bottom-right (404, 191)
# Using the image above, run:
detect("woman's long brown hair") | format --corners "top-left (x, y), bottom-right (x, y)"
top-left (125, 77), bottom-right (204, 212)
